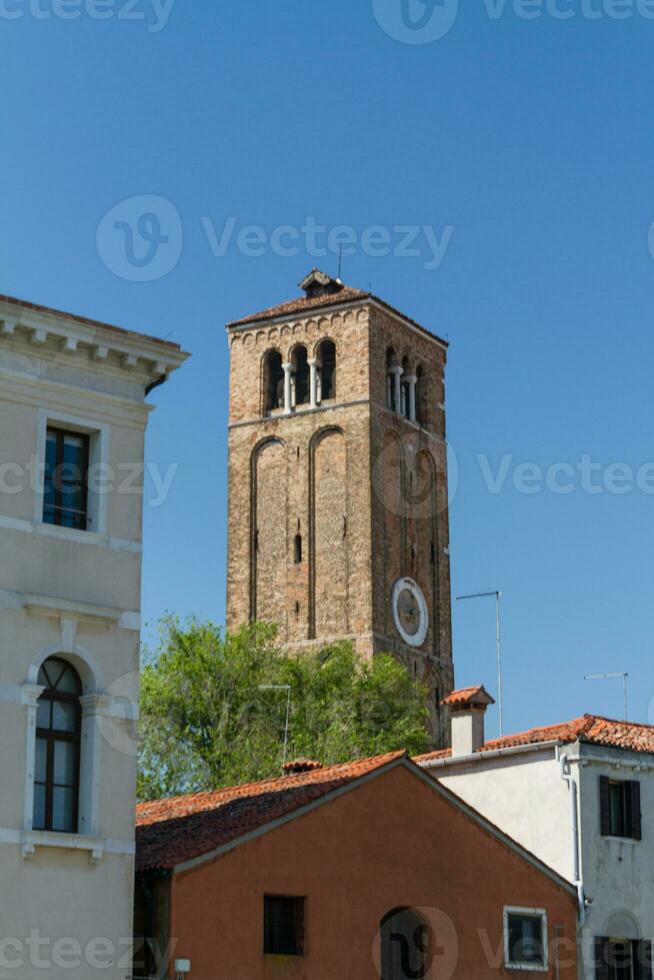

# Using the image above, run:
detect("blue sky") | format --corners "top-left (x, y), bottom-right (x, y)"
top-left (3, 0), bottom-right (654, 736)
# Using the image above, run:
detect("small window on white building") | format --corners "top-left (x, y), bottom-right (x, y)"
top-left (504, 908), bottom-right (548, 971)
top-left (600, 777), bottom-right (642, 840)
top-left (36, 413), bottom-right (108, 536)
top-left (44, 428), bottom-right (90, 531)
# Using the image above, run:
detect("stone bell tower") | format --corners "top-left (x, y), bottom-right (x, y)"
top-left (225, 270), bottom-right (454, 743)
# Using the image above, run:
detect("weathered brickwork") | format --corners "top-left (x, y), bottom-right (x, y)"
top-left (226, 280), bottom-right (454, 745)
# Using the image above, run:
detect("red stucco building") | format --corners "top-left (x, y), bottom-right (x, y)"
top-left (134, 751), bottom-right (578, 980)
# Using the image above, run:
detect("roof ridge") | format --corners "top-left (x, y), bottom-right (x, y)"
top-left (585, 713), bottom-right (654, 731)
top-left (136, 750), bottom-right (407, 821)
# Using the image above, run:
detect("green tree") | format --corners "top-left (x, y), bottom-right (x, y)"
top-left (138, 617), bottom-right (430, 801)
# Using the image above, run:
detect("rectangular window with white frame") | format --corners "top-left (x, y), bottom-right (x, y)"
top-left (504, 907), bottom-right (548, 972)
top-left (35, 410), bottom-right (109, 537)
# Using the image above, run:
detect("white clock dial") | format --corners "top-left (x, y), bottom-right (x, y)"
top-left (392, 577), bottom-right (429, 647)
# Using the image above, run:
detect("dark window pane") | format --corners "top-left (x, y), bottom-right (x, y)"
top-left (52, 786), bottom-right (76, 833)
top-left (56, 665), bottom-right (81, 695)
top-left (53, 701), bottom-right (77, 734)
top-left (43, 429), bottom-right (89, 530)
top-left (34, 739), bottom-right (48, 782)
top-left (33, 784), bottom-right (46, 830)
top-left (508, 914), bottom-right (544, 965)
top-left (54, 741), bottom-right (77, 786)
top-left (43, 433), bottom-right (58, 525)
top-left (36, 698), bottom-right (52, 730)
top-left (264, 897), bottom-right (304, 956)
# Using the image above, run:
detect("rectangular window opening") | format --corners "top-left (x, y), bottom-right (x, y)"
top-left (264, 896), bottom-right (305, 957)
top-left (505, 909), bottom-right (547, 971)
top-left (600, 777), bottom-right (641, 840)
top-left (43, 427), bottom-right (90, 531)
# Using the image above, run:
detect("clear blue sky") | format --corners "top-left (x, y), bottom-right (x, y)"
top-left (3, 0), bottom-right (654, 737)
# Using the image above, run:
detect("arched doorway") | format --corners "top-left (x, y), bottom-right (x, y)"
top-left (380, 907), bottom-right (431, 980)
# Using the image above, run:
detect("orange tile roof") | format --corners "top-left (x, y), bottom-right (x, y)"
top-left (441, 685), bottom-right (495, 708)
top-left (228, 285), bottom-right (369, 326)
top-left (136, 751), bottom-right (405, 872)
top-left (416, 714), bottom-right (654, 765)
top-left (226, 281), bottom-right (448, 347)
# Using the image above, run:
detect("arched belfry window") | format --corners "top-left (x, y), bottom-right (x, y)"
top-left (34, 657), bottom-right (82, 834)
top-left (415, 364), bottom-right (424, 425)
top-left (316, 339), bottom-right (336, 402)
top-left (386, 348), bottom-right (398, 410)
top-left (401, 356), bottom-right (411, 419)
top-left (292, 346), bottom-right (310, 407)
top-left (263, 350), bottom-right (285, 416)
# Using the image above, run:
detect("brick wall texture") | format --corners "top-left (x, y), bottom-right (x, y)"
top-left (226, 296), bottom-right (454, 745)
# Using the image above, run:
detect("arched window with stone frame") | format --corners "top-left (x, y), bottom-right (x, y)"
top-left (33, 657), bottom-right (82, 834)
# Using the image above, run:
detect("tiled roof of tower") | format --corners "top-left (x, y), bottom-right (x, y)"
top-left (0, 294), bottom-right (183, 350)
top-left (415, 714), bottom-right (654, 765)
top-left (226, 282), bottom-right (448, 346)
top-left (136, 751), bottom-right (405, 871)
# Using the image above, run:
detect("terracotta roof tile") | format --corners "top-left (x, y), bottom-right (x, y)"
top-left (136, 751), bottom-right (405, 872)
top-left (441, 685), bottom-right (495, 708)
top-left (416, 714), bottom-right (654, 765)
top-left (227, 285), bottom-right (369, 327)
top-left (225, 281), bottom-right (448, 347)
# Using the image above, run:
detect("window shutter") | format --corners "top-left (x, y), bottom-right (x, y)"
top-left (630, 781), bottom-right (642, 841)
top-left (595, 937), bottom-right (610, 980)
top-left (600, 776), bottom-right (611, 837)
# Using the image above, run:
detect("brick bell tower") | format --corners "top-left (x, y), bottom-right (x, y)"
top-left (226, 270), bottom-right (454, 744)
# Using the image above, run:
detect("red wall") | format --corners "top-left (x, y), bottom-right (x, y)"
top-left (168, 764), bottom-right (578, 980)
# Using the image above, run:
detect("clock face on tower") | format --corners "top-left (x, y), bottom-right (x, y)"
top-left (391, 577), bottom-right (429, 647)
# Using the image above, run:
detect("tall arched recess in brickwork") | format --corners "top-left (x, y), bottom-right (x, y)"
top-left (414, 450), bottom-right (439, 655)
top-left (250, 438), bottom-right (288, 631)
top-left (381, 430), bottom-right (406, 640)
top-left (309, 427), bottom-right (349, 639)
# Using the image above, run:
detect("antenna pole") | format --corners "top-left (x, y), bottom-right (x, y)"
top-left (338, 244), bottom-right (343, 280)
top-left (584, 672), bottom-right (629, 721)
top-left (456, 590), bottom-right (504, 737)
top-left (258, 684), bottom-right (292, 765)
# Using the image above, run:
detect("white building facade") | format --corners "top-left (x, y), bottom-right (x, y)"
top-left (0, 295), bottom-right (187, 980)
top-left (420, 690), bottom-right (654, 980)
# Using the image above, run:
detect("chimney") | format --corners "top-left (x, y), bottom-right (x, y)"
top-left (298, 268), bottom-right (344, 299)
top-left (441, 686), bottom-right (495, 757)
top-left (282, 759), bottom-right (323, 776)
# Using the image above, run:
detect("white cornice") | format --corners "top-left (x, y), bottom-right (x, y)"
top-left (0, 299), bottom-right (188, 381)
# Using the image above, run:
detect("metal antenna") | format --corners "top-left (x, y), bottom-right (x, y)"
top-left (456, 590), bottom-right (504, 737)
top-left (259, 684), bottom-right (292, 765)
top-left (584, 672), bottom-right (629, 721)
top-left (337, 244), bottom-right (343, 281)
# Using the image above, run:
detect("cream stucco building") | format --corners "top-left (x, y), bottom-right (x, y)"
top-left (0, 295), bottom-right (187, 980)
top-left (420, 688), bottom-right (654, 980)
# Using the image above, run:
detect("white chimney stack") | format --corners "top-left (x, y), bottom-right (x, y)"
top-left (441, 686), bottom-right (496, 757)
